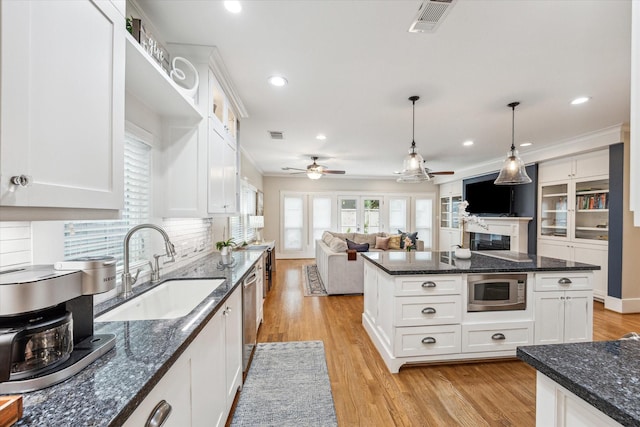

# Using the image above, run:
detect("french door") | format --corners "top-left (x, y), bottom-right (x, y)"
top-left (338, 196), bottom-right (383, 233)
top-left (281, 192), bottom-right (336, 258)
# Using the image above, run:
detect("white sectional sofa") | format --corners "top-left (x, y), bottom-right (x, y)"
top-left (315, 231), bottom-right (424, 295)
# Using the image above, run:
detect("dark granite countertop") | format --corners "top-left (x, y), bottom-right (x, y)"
top-left (361, 250), bottom-right (600, 275)
top-left (517, 340), bottom-right (640, 426)
top-left (13, 250), bottom-right (263, 427)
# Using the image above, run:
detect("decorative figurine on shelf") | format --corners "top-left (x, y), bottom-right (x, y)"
top-left (170, 56), bottom-right (199, 101)
top-left (454, 200), bottom-right (488, 259)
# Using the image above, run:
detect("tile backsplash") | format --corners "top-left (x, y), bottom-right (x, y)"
top-left (0, 222), bottom-right (31, 269)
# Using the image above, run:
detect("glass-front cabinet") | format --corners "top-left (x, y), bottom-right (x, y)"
top-left (440, 195), bottom-right (462, 228)
top-left (539, 179), bottom-right (609, 242)
top-left (540, 183), bottom-right (568, 238)
top-left (574, 179), bottom-right (609, 241)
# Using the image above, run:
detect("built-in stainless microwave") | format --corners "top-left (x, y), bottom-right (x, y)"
top-left (467, 273), bottom-right (526, 312)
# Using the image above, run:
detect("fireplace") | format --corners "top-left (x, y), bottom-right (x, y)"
top-left (463, 217), bottom-right (532, 253)
top-left (469, 233), bottom-right (511, 251)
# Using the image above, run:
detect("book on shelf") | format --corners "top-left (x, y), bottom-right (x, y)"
top-left (576, 193), bottom-right (608, 210)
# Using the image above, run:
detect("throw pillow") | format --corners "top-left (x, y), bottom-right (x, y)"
top-left (398, 229), bottom-right (418, 249)
top-left (354, 232), bottom-right (377, 247)
top-left (346, 238), bottom-right (369, 252)
top-left (328, 236), bottom-right (348, 252)
top-left (388, 234), bottom-right (401, 250)
top-left (375, 236), bottom-right (390, 250)
top-left (322, 231), bottom-right (334, 245)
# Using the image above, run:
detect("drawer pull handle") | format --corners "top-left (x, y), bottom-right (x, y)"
top-left (422, 337), bottom-right (437, 344)
top-left (491, 333), bottom-right (506, 341)
top-left (146, 400), bottom-right (172, 427)
top-left (421, 281), bottom-right (437, 288)
top-left (558, 278), bottom-right (572, 285)
top-left (421, 307), bottom-right (437, 315)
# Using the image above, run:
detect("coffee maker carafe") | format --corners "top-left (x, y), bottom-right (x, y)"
top-left (0, 257), bottom-right (117, 393)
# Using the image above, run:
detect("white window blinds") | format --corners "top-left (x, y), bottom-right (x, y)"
top-left (64, 135), bottom-right (152, 275)
top-left (228, 182), bottom-right (257, 245)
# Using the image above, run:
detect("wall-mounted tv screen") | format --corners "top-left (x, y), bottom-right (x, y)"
top-left (463, 177), bottom-right (513, 216)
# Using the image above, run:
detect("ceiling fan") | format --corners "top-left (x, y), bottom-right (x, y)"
top-left (282, 156), bottom-right (346, 180)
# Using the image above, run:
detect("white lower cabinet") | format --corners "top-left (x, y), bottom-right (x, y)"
top-left (534, 272), bottom-right (593, 345)
top-left (123, 287), bottom-right (242, 427)
top-left (534, 291), bottom-right (593, 344)
top-left (536, 373), bottom-right (621, 427)
top-left (122, 350), bottom-right (192, 427)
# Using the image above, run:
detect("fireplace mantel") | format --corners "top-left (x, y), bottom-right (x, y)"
top-left (464, 217), bottom-right (533, 253)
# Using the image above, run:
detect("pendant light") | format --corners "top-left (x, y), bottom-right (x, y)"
top-left (397, 96), bottom-right (429, 183)
top-left (494, 101), bottom-right (532, 185)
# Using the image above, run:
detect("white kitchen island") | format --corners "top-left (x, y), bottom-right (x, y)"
top-left (362, 250), bottom-right (599, 373)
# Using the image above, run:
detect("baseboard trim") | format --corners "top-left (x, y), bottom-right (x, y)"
top-left (604, 296), bottom-right (640, 313)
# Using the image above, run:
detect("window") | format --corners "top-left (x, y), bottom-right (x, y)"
top-left (388, 197), bottom-right (408, 232)
top-left (415, 198), bottom-right (434, 249)
top-left (283, 195), bottom-right (304, 251)
top-left (64, 134), bottom-right (152, 276)
top-left (229, 181), bottom-right (257, 244)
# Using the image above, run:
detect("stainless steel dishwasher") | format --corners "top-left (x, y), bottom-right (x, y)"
top-left (242, 267), bottom-right (258, 374)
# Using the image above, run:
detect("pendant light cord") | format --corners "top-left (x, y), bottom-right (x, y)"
top-left (409, 95), bottom-right (419, 154)
top-left (508, 101), bottom-right (520, 152)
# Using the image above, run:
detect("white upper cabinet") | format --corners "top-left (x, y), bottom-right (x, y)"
top-left (209, 70), bottom-right (238, 147)
top-left (0, 0), bottom-right (125, 210)
top-left (156, 45), bottom-right (240, 218)
top-left (538, 150), bottom-right (609, 183)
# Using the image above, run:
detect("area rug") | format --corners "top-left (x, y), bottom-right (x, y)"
top-left (302, 264), bottom-right (328, 296)
top-left (230, 341), bottom-right (338, 427)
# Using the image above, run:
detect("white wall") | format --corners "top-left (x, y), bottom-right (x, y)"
top-left (262, 176), bottom-right (437, 246)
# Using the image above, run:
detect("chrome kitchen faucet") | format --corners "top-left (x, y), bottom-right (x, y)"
top-left (121, 224), bottom-right (176, 297)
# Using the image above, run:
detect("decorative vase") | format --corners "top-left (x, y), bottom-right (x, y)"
top-left (454, 247), bottom-right (471, 259)
top-left (220, 246), bottom-right (230, 256)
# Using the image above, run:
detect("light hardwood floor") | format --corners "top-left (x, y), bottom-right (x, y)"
top-left (257, 259), bottom-right (640, 426)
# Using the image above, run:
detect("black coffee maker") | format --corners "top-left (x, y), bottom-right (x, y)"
top-left (0, 258), bottom-right (117, 393)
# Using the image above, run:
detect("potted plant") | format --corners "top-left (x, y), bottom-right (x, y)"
top-left (216, 238), bottom-right (236, 256)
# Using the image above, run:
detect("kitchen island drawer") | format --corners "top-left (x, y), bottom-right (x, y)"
top-left (394, 295), bottom-right (461, 326)
top-left (461, 321), bottom-right (533, 353)
top-left (395, 275), bottom-right (462, 296)
top-left (534, 272), bottom-right (592, 292)
top-left (394, 325), bottom-right (461, 357)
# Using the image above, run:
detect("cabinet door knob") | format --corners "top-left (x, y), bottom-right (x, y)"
top-left (558, 278), bottom-right (572, 285)
top-left (491, 333), bottom-right (506, 340)
top-left (421, 307), bottom-right (437, 315)
top-left (421, 281), bottom-right (437, 288)
top-left (421, 337), bottom-right (436, 344)
top-left (9, 175), bottom-right (31, 188)
top-left (145, 400), bottom-right (172, 427)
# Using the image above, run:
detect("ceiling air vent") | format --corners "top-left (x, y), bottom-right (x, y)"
top-left (408, 0), bottom-right (457, 33)
top-left (268, 131), bottom-right (284, 140)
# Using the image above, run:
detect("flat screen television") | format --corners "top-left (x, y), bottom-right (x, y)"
top-left (463, 178), bottom-right (514, 216)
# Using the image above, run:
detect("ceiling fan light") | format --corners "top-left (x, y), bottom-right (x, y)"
top-left (307, 170), bottom-right (323, 180)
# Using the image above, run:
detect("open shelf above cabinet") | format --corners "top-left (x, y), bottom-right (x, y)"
top-left (125, 34), bottom-right (203, 121)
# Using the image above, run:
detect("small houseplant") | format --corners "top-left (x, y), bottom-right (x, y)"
top-left (455, 200), bottom-right (487, 258)
top-left (216, 238), bottom-right (236, 256)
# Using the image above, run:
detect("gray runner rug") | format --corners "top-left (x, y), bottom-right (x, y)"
top-left (231, 341), bottom-right (338, 427)
top-left (303, 264), bottom-right (328, 296)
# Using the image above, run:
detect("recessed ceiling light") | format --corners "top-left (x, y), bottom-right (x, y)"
top-left (316, 134), bottom-right (326, 140)
top-left (224, 1), bottom-right (242, 13)
top-left (268, 76), bottom-right (288, 87)
top-left (520, 142), bottom-right (533, 147)
top-left (571, 96), bottom-right (591, 105)
top-left (463, 140), bottom-right (474, 146)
